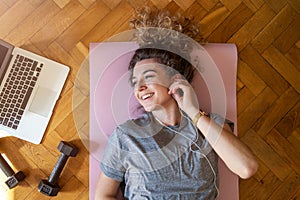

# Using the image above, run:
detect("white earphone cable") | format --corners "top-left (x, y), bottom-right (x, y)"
top-left (154, 112), bottom-right (220, 197)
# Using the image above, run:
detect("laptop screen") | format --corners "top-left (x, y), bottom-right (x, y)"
top-left (0, 45), bottom-right (9, 65)
top-left (0, 40), bottom-right (14, 85)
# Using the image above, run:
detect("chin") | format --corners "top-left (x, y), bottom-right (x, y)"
top-left (143, 106), bottom-right (155, 112)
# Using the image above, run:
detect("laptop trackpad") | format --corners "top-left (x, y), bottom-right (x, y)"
top-left (29, 86), bottom-right (57, 117)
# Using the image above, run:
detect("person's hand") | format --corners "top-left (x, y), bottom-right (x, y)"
top-left (168, 78), bottom-right (199, 118)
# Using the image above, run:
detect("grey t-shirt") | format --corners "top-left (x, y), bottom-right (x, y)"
top-left (100, 112), bottom-right (232, 199)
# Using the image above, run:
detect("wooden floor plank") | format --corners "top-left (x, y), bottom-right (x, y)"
top-left (287, 128), bottom-right (300, 153)
top-left (238, 87), bottom-right (277, 136)
top-left (275, 101), bottom-right (300, 138)
top-left (240, 171), bottom-right (281, 200)
top-left (30, 0), bottom-right (86, 52)
top-left (286, 43), bottom-right (300, 70)
top-left (237, 86), bottom-right (255, 115)
top-left (265, 129), bottom-right (300, 175)
top-left (288, 0), bottom-right (300, 13)
top-left (242, 129), bottom-right (293, 181)
top-left (184, 2), bottom-right (207, 23)
top-left (6, 1), bottom-right (61, 46)
top-left (0, 0), bottom-right (36, 39)
top-left (52, 0), bottom-right (70, 9)
top-left (174, 0), bottom-right (195, 11)
top-left (264, 0), bottom-right (287, 13)
top-left (253, 171), bottom-right (281, 200)
top-left (82, 1), bottom-right (134, 46)
top-left (252, 157), bottom-right (270, 182)
top-left (251, 4), bottom-right (297, 53)
top-left (274, 15), bottom-right (300, 54)
top-left (241, 0), bottom-right (264, 12)
top-left (208, 2), bottom-right (253, 42)
top-left (263, 45), bottom-right (300, 94)
top-left (220, 0), bottom-right (241, 11)
top-left (200, 6), bottom-right (230, 38)
top-left (237, 59), bottom-right (266, 96)
top-left (1, 0), bottom-right (18, 7)
top-left (253, 87), bottom-right (300, 137)
top-left (0, 1), bottom-right (9, 14)
top-left (228, 3), bottom-right (275, 50)
top-left (267, 172), bottom-right (300, 200)
top-left (56, 1), bottom-right (110, 52)
top-left (239, 177), bottom-right (259, 199)
top-left (240, 45), bottom-right (290, 96)
top-left (146, 0), bottom-right (170, 9)
top-left (102, 0), bottom-right (122, 10)
top-left (78, 0), bottom-right (96, 9)
top-left (51, 176), bottom-right (86, 200)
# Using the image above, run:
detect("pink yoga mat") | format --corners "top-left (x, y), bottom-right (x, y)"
top-left (89, 42), bottom-right (238, 200)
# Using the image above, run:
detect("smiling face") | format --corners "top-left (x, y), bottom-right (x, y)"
top-left (131, 59), bottom-right (177, 112)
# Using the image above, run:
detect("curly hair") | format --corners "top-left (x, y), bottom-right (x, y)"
top-left (128, 7), bottom-right (202, 83)
top-left (130, 7), bottom-right (203, 44)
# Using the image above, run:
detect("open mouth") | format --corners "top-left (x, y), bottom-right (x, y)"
top-left (141, 93), bottom-right (154, 100)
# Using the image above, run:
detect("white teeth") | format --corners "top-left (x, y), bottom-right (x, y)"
top-left (142, 93), bottom-right (152, 100)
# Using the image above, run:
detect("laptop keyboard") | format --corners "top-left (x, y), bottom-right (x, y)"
top-left (0, 54), bottom-right (43, 130)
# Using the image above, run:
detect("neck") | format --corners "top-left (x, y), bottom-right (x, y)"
top-left (152, 106), bottom-right (181, 126)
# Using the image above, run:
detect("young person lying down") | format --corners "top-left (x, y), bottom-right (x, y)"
top-left (95, 7), bottom-right (258, 200)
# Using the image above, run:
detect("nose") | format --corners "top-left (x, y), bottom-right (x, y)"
top-left (134, 78), bottom-right (147, 91)
top-left (138, 85), bottom-right (147, 92)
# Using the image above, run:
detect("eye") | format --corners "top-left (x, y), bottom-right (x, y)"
top-left (131, 80), bottom-right (137, 87)
top-left (145, 75), bottom-right (154, 79)
top-left (130, 78), bottom-right (137, 87)
top-left (144, 72), bottom-right (156, 80)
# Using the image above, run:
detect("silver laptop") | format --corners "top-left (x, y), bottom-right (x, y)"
top-left (0, 39), bottom-right (69, 144)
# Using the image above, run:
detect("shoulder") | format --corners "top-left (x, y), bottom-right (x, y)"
top-left (109, 114), bottom-right (154, 139)
top-left (117, 113), bottom-right (157, 132)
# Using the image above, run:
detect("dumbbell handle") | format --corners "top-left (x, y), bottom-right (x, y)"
top-left (48, 154), bottom-right (69, 184)
top-left (0, 154), bottom-right (14, 177)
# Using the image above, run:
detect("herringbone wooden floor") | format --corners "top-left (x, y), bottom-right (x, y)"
top-left (0, 0), bottom-right (299, 199)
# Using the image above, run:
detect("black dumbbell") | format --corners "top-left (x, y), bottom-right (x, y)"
top-left (0, 153), bottom-right (25, 189)
top-left (38, 141), bottom-right (78, 196)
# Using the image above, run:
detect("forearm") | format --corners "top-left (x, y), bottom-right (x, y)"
top-left (94, 173), bottom-right (120, 200)
top-left (95, 191), bottom-right (117, 200)
top-left (95, 195), bottom-right (117, 200)
top-left (194, 113), bottom-right (258, 179)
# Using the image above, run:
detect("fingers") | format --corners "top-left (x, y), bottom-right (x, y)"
top-left (168, 79), bottom-right (190, 96)
top-left (168, 78), bottom-right (199, 114)
top-left (168, 79), bottom-right (191, 106)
